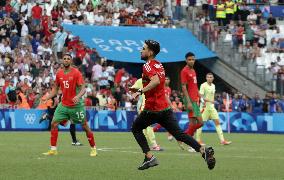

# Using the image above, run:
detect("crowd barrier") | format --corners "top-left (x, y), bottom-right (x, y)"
top-left (0, 109), bottom-right (284, 133)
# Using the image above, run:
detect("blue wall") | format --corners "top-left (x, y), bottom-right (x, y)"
top-left (1, 109), bottom-right (284, 133)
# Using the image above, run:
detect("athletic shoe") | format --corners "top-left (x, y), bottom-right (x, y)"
top-left (138, 156), bottom-right (159, 170)
top-left (188, 146), bottom-right (196, 153)
top-left (221, 140), bottom-right (232, 145)
top-left (42, 149), bottom-right (58, 156)
top-left (90, 147), bottom-right (97, 157)
top-left (167, 135), bottom-right (174, 141)
top-left (151, 145), bottom-right (164, 151)
top-left (39, 113), bottom-right (48, 123)
top-left (198, 141), bottom-right (206, 146)
top-left (177, 141), bottom-right (186, 150)
top-left (72, 141), bottom-right (83, 146)
top-left (202, 147), bottom-right (216, 170)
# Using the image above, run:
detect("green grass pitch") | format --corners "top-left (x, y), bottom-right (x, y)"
top-left (0, 132), bottom-right (283, 180)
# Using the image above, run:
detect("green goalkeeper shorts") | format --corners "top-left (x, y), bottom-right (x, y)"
top-left (53, 102), bottom-right (86, 124)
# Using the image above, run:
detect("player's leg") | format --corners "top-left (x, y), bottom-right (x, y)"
top-left (153, 124), bottom-right (162, 132)
top-left (167, 132), bottom-right (174, 141)
top-left (143, 126), bottom-right (162, 151)
top-left (43, 103), bottom-right (69, 155)
top-left (211, 109), bottom-right (232, 145)
top-left (158, 109), bottom-right (216, 170)
top-left (159, 110), bottom-right (201, 151)
top-left (196, 108), bottom-right (210, 145)
top-left (81, 121), bottom-right (97, 156)
top-left (179, 112), bottom-right (196, 150)
top-left (71, 105), bottom-right (97, 156)
top-left (70, 123), bottom-right (77, 144)
top-left (153, 124), bottom-right (173, 141)
top-left (42, 121), bottom-right (60, 155)
top-left (192, 102), bottom-right (204, 130)
top-left (184, 100), bottom-right (202, 136)
top-left (131, 111), bottom-right (159, 170)
top-left (70, 123), bottom-right (82, 146)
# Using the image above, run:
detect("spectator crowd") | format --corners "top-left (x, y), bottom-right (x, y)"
top-left (0, 0), bottom-right (284, 113)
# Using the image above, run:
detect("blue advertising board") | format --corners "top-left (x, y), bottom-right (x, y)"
top-left (1, 109), bottom-right (284, 133)
top-left (270, 6), bottom-right (284, 18)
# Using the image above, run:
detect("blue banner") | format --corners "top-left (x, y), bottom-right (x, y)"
top-left (1, 109), bottom-right (284, 133)
top-left (62, 25), bottom-right (216, 63)
top-left (270, 6), bottom-right (284, 18)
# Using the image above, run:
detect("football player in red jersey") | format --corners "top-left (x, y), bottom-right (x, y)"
top-left (42, 53), bottom-right (97, 156)
top-left (131, 40), bottom-right (215, 170)
top-left (180, 52), bottom-right (204, 137)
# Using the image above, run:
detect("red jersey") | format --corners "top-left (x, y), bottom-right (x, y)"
top-left (164, 86), bottom-right (171, 98)
top-left (114, 68), bottom-right (125, 84)
top-left (41, 15), bottom-right (50, 33)
top-left (180, 66), bottom-right (199, 102)
top-left (142, 59), bottom-right (169, 111)
top-left (32, 5), bottom-right (42, 19)
top-left (0, 92), bottom-right (6, 104)
top-left (55, 67), bottom-right (84, 107)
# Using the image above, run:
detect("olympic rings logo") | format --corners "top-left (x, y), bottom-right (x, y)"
top-left (24, 113), bottom-right (36, 125)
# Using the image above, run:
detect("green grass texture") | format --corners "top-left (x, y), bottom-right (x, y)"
top-left (0, 132), bottom-right (283, 180)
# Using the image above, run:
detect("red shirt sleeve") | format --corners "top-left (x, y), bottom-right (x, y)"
top-left (180, 68), bottom-right (187, 84)
top-left (143, 63), bottom-right (157, 79)
top-left (76, 70), bottom-right (85, 86)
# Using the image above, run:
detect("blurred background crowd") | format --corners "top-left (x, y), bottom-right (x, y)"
top-left (0, 0), bottom-right (284, 113)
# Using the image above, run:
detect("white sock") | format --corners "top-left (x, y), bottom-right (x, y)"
top-left (51, 146), bottom-right (57, 150)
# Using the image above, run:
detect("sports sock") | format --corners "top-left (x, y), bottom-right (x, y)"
top-left (153, 124), bottom-right (162, 132)
top-left (144, 127), bottom-right (157, 147)
top-left (216, 124), bottom-right (225, 142)
top-left (59, 120), bottom-right (68, 127)
top-left (195, 122), bottom-right (203, 130)
top-left (195, 127), bottom-right (202, 142)
top-left (69, 123), bottom-right (77, 142)
top-left (184, 124), bottom-right (190, 134)
top-left (185, 124), bottom-right (195, 136)
top-left (50, 128), bottom-right (58, 147)
top-left (86, 131), bottom-right (96, 148)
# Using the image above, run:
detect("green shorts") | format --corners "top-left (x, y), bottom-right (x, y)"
top-left (53, 102), bottom-right (86, 124)
top-left (183, 98), bottom-right (201, 118)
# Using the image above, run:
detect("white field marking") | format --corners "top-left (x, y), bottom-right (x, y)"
top-left (37, 157), bottom-right (46, 160)
top-left (97, 147), bottom-right (284, 160)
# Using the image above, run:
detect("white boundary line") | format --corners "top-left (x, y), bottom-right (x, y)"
top-left (97, 147), bottom-right (284, 160)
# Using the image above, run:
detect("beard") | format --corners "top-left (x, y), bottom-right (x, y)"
top-left (63, 64), bottom-right (70, 68)
top-left (141, 55), bottom-right (148, 61)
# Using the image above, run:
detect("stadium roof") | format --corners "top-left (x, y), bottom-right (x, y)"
top-left (63, 24), bottom-right (216, 63)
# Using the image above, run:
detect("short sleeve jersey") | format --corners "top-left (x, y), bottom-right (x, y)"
top-left (142, 59), bottom-right (169, 111)
top-left (200, 82), bottom-right (215, 109)
top-left (180, 66), bottom-right (199, 102)
top-left (55, 67), bottom-right (84, 107)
